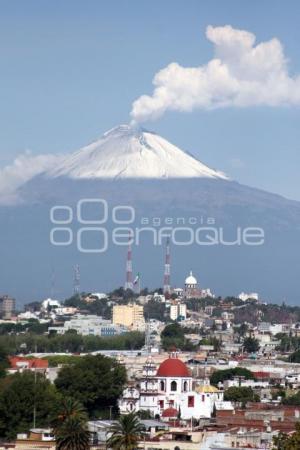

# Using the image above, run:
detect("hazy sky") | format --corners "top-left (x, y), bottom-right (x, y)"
top-left (1, 0), bottom-right (300, 200)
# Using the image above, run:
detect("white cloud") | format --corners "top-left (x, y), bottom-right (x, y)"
top-left (131, 25), bottom-right (300, 122)
top-left (0, 151), bottom-right (63, 204)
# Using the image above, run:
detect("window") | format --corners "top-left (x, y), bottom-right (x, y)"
top-left (159, 400), bottom-right (164, 409)
top-left (183, 381), bottom-right (188, 392)
top-left (171, 381), bottom-right (177, 391)
top-left (188, 396), bottom-right (194, 407)
top-left (160, 380), bottom-right (165, 391)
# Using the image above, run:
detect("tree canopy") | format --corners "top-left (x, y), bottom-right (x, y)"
top-left (210, 367), bottom-right (255, 386)
top-left (55, 354), bottom-right (127, 417)
top-left (273, 423), bottom-right (300, 450)
top-left (161, 323), bottom-right (196, 351)
top-left (0, 371), bottom-right (59, 440)
top-left (224, 386), bottom-right (259, 405)
top-left (243, 337), bottom-right (260, 353)
top-left (0, 345), bottom-right (9, 378)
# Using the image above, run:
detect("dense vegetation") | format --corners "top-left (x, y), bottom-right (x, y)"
top-left (277, 336), bottom-right (300, 354)
top-left (0, 331), bottom-right (144, 354)
top-left (0, 346), bottom-right (9, 378)
top-left (0, 371), bottom-right (59, 440)
top-left (144, 299), bottom-right (167, 322)
top-left (64, 294), bottom-right (112, 319)
top-left (224, 386), bottom-right (259, 405)
top-left (243, 337), bottom-right (260, 353)
top-left (55, 354), bottom-right (127, 417)
top-left (273, 423), bottom-right (300, 450)
top-left (210, 367), bottom-right (255, 386)
top-left (0, 354), bottom-right (126, 440)
top-left (289, 349), bottom-right (300, 362)
top-left (282, 391), bottom-right (300, 406)
top-left (161, 322), bottom-right (196, 351)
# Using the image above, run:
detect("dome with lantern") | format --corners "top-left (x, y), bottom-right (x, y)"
top-left (185, 271), bottom-right (197, 287)
top-left (156, 356), bottom-right (190, 378)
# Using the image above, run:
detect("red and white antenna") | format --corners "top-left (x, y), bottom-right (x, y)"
top-left (163, 236), bottom-right (171, 296)
top-left (124, 233), bottom-right (133, 291)
top-left (73, 264), bottom-right (80, 295)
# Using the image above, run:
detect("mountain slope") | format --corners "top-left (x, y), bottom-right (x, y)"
top-left (5, 124), bottom-right (300, 303)
top-left (45, 124), bottom-right (228, 180)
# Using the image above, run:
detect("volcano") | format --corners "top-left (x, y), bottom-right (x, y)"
top-left (2, 125), bottom-right (300, 303)
top-left (37, 124), bottom-right (228, 180)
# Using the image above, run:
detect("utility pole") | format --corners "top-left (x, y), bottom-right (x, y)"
top-left (33, 368), bottom-right (37, 428)
top-left (163, 236), bottom-right (171, 296)
top-left (109, 405), bottom-right (113, 421)
top-left (124, 234), bottom-right (133, 291)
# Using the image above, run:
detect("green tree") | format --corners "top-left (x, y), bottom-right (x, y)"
top-left (161, 323), bottom-right (196, 351)
top-left (237, 323), bottom-right (248, 337)
top-left (0, 345), bottom-right (9, 378)
top-left (243, 337), bottom-right (260, 353)
top-left (55, 355), bottom-right (126, 417)
top-left (289, 349), bottom-right (300, 363)
top-left (52, 397), bottom-right (90, 450)
top-left (283, 391), bottom-right (300, 406)
top-left (51, 397), bottom-right (88, 429)
top-left (273, 423), bottom-right (300, 449)
top-left (144, 300), bottom-right (166, 322)
top-left (55, 417), bottom-right (90, 450)
top-left (224, 386), bottom-right (259, 406)
top-left (0, 371), bottom-right (59, 440)
top-left (210, 368), bottom-right (255, 386)
top-left (107, 412), bottom-right (144, 450)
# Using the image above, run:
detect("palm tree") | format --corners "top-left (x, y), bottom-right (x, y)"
top-left (52, 397), bottom-right (88, 428)
top-left (107, 412), bottom-right (144, 450)
top-left (55, 416), bottom-right (90, 450)
top-left (51, 397), bottom-right (90, 450)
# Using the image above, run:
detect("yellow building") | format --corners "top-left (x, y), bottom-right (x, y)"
top-left (112, 303), bottom-right (145, 331)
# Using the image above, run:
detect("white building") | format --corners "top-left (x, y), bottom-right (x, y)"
top-left (170, 303), bottom-right (187, 321)
top-left (185, 271), bottom-right (198, 298)
top-left (119, 355), bottom-right (224, 419)
top-left (48, 314), bottom-right (127, 336)
top-left (238, 292), bottom-right (259, 302)
top-left (172, 288), bottom-right (184, 298)
top-left (54, 306), bottom-right (78, 316)
top-left (17, 311), bottom-right (40, 321)
top-left (41, 298), bottom-right (61, 310)
top-left (183, 271), bottom-right (214, 299)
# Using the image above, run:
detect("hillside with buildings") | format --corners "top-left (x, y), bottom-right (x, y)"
top-left (1, 277), bottom-right (300, 448)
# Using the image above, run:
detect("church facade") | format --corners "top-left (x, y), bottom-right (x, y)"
top-left (119, 355), bottom-right (223, 420)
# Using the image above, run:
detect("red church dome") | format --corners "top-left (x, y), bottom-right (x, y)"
top-left (156, 357), bottom-right (190, 377)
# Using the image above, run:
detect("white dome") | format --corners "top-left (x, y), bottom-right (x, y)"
top-left (185, 271), bottom-right (197, 285)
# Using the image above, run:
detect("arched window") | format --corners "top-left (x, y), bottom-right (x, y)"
top-left (160, 380), bottom-right (165, 391)
top-left (183, 381), bottom-right (188, 392)
top-left (171, 380), bottom-right (177, 391)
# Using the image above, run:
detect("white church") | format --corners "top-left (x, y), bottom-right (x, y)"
top-left (119, 354), bottom-right (223, 420)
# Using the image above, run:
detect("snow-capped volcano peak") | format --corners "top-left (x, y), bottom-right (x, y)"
top-left (46, 124), bottom-right (228, 180)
